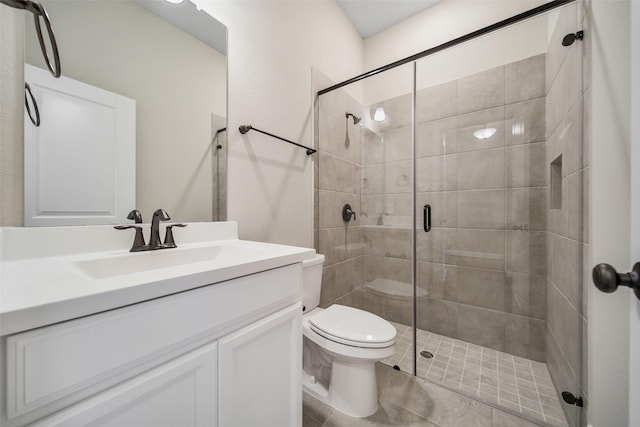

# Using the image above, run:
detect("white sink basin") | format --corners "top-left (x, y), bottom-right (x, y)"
top-left (0, 222), bottom-right (315, 336)
top-left (74, 244), bottom-right (266, 279)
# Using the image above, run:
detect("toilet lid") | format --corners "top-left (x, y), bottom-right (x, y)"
top-left (309, 305), bottom-right (396, 348)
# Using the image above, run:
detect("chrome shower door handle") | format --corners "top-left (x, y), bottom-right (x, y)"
top-left (423, 204), bottom-right (431, 232)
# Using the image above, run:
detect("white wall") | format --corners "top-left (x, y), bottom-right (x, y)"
top-left (362, 0), bottom-right (550, 103)
top-left (0, 7), bottom-right (24, 226)
top-left (201, 1), bottom-right (363, 247)
top-left (589, 1), bottom-right (632, 426)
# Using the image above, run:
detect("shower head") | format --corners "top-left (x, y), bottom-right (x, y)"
top-left (345, 112), bottom-right (361, 125)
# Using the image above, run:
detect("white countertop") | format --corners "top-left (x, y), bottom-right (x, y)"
top-left (0, 222), bottom-right (315, 336)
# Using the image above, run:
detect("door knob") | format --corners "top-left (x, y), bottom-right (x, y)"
top-left (592, 262), bottom-right (640, 300)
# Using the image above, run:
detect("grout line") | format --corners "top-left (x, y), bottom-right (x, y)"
top-left (384, 326), bottom-right (567, 426)
top-left (429, 335), bottom-right (443, 379)
top-left (513, 356), bottom-right (523, 412)
top-left (457, 341), bottom-right (467, 390)
top-left (496, 350), bottom-right (502, 408)
top-left (477, 346), bottom-right (484, 397)
top-left (530, 359), bottom-right (547, 419)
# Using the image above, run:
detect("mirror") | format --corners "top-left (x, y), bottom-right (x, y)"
top-left (24, 0), bottom-right (227, 224)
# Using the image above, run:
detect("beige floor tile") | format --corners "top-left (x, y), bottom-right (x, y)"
top-left (492, 408), bottom-right (543, 427)
top-left (321, 401), bottom-right (436, 427)
top-left (380, 327), bottom-right (568, 426)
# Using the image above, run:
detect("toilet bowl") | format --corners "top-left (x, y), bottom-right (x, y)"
top-left (302, 254), bottom-right (396, 418)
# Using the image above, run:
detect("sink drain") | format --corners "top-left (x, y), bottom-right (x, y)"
top-left (420, 350), bottom-right (434, 359)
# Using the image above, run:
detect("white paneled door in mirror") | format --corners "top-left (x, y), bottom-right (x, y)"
top-left (24, 64), bottom-right (135, 226)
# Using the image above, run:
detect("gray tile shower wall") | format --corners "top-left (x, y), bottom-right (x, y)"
top-left (356, 53), bottom-right (548, 363)
top-left (315, 77), bottom-right (365, 308)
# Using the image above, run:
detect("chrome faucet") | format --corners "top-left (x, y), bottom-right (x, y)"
top-left (115, 209), bottom-right (187, 252)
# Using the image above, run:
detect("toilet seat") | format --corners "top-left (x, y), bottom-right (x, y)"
top-left (308, 305), bottom-right (396, 348)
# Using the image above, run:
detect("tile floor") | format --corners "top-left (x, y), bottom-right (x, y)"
top-left (382, 322), bottom-right (568, 427)
top-left (303, 362), bottom-right (554, 427)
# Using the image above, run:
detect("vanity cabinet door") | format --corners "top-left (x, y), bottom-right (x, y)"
top-left (218, 303), bottom-right (302, 427)
top-left (31, 342), bottom-right (217, 427)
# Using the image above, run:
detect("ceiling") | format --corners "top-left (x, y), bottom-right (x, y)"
top-left (337, 0), bottom-right (442, 39)
top-left (134, 0), bottom-right (227, 54)
top-left (135, 0), bottom-right (438, 50)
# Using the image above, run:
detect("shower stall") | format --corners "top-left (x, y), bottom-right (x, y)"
top-left (314, 2), bottom-right (586, 426)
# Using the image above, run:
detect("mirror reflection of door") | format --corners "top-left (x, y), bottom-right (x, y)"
top-left (24, 64), bottom-right (136, 226)
top-left (24, 0), bottom-right (227, 224)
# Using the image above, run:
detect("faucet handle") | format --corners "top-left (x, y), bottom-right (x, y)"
top-left (126, 209), bottom-right (143, 223)
top-left (342, 204), bottom-right (356, 222)
top-left (164, 223), bottom-right (187, 248)
top-left (114, 225), bottom-right (146, 252)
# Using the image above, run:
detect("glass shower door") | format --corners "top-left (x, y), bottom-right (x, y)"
top-left (316, 64), bottom-right (414, 373)
top-left (413, 4), bottom-right (585, 427)
top-left (315, 62), bottom-right (417, 373)
top-left (358, 64), bottom-right (416, 374)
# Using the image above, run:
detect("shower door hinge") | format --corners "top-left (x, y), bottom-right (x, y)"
top-left (562, 391), bottom-right (584, 407)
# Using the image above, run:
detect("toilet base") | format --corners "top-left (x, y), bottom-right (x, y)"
top-left (301, 306), bottom-right (396, 418)
top-left (302, 358), bottom-right (379, 418)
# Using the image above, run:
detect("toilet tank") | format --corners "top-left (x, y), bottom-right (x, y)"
top-left (302, 254), bottom-right (325, 313)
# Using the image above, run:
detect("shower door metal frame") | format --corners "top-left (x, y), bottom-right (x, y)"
top-left (410, 62), bottom-right (418, 376)
top-left (318, 0), bottom-right (576, 97)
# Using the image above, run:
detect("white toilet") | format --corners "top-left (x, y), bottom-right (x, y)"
top-left (302, 254), bottom-right (397, 418)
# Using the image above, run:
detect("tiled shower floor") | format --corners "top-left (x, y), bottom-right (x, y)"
top-left (384, 322), bottom-right (569, 427)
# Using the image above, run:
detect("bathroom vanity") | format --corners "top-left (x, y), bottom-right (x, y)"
top-left (0, 222), bottom-right (314, 426)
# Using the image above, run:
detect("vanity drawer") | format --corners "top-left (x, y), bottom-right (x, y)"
top-left (4, 263), bottom-right (301, 422)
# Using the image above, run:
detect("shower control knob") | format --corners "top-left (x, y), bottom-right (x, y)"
top-left (342, 204), bottom-right (356, 222)
top-left (592, 262), bottom-right (640, 300)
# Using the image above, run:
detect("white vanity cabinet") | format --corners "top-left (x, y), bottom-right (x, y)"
top-left (29, 342), bottom-right (219, 427)
top-left (218, 304), bottom-right (301, 426)
top-left (1, 263), bottom-right (303, 427)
